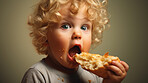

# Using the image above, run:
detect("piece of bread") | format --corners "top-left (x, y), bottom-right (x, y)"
top-left (75, 52), bottom-right (120, 78)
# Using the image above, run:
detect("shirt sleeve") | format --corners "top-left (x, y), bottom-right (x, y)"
top-left (21, 68), bottom-right (48, 83)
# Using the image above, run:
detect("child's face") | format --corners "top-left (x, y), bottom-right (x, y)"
top-left (47, 3), bottom-right (92, 69)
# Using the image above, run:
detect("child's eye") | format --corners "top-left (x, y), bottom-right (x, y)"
top-left (61, 24), bottom-right (71, 29)
top-left (81, 25), bottom-right (88, 31)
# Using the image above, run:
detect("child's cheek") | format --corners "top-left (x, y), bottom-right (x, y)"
top-left (83, 35), bottom-right (91, 52)
top-left (47, 29), bottom-right (68, 54)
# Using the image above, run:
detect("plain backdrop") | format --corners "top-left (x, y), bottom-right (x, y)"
top-left (0, 0), bottom-right (148, 83)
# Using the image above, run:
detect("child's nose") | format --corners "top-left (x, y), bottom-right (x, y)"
top-left (72, 29), bottom-right (82, 40)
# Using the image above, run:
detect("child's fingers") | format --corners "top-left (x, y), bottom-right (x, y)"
top-left (107, 65), bottom-right (123, 76)
top-left (111, 61), bottom-right (126, 73)
top-left (107, 70), bottom-right (117, 79)
top-left (120, 61), bottom-right (129, 72)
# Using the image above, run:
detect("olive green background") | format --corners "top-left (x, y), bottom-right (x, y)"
top-left (0, 0), bottom-right (148, 83)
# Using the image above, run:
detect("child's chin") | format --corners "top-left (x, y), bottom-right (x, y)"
top-left (67, 63), bottom-right (79, 69)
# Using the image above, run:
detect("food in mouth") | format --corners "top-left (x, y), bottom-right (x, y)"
top-left (75, 52), bottom-right (120, 78)
top-left (68, 45), bottom-right (81, 61)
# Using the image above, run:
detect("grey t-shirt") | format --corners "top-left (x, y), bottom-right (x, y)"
top-left (22, 59), bottom-right (103, 83)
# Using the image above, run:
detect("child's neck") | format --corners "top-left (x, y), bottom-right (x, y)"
top-left (44, 55), bottom-right (78, 74)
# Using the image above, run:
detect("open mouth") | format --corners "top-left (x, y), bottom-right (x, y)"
top-left (68, 45), bottom-right (81, 58)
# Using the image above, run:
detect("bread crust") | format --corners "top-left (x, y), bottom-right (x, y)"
top-left (75, 52), bottom-right (120, 78)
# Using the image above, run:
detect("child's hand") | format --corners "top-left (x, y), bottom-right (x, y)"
top-left (103, 61), bottom-right (129, 83)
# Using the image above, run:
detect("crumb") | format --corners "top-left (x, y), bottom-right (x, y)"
top-left (62, 78), bottom-right (64, 82)
top-left (88, 80), bottom-right (91, 83)
top-left (57, 78), bottom-right (60, 80)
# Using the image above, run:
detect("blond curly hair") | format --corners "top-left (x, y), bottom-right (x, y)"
top-left (28, 0), bottom-right (109, 55)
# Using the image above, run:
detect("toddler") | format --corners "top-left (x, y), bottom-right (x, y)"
top-left (22, 0), bottom-right (129, 83)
